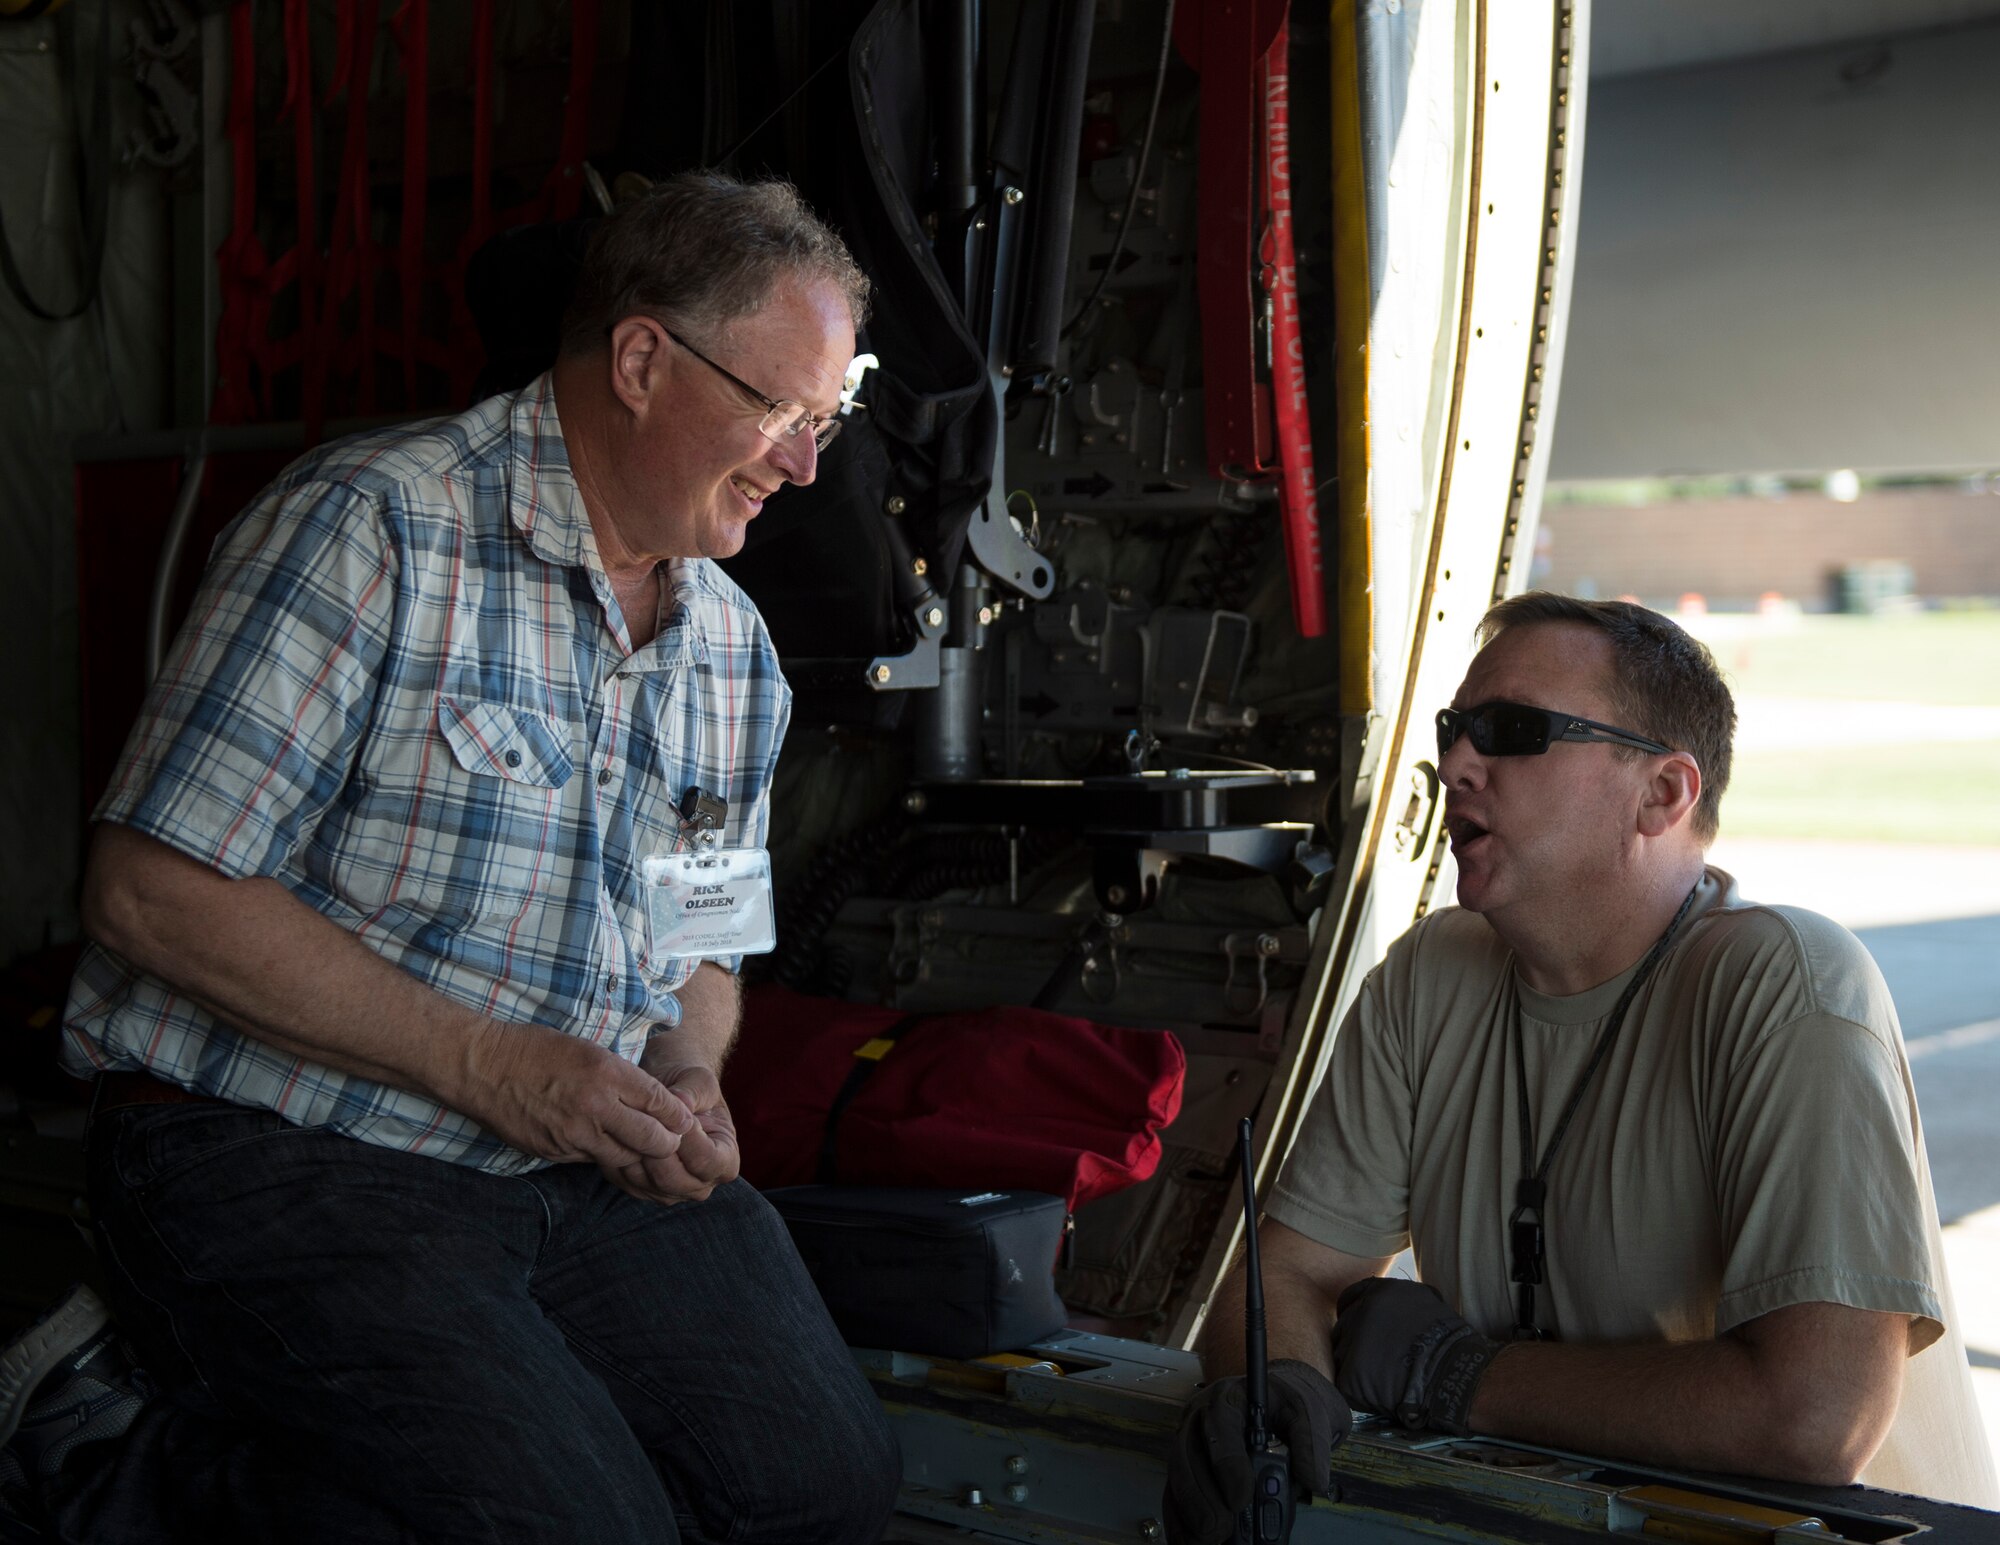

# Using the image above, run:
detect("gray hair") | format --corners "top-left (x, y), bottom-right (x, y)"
top-left (559, 171), bottom-right (871, 356)
top-left (1477, 591), bottom-right (1737, 843)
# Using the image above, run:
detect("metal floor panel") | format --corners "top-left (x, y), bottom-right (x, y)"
top-left (870, 1332), bottom-right (2000, 1545)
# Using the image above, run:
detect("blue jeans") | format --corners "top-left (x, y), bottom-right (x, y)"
top-left (51, 1101), bottom-right (901, 1543)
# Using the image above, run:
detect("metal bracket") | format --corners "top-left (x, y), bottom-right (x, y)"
top-left (1390, 760), bottom-right (1441, 859)
top-left (968, 489), bottom-right (1055, 601)
top-left (866, 598), bottom-right (949, 691)
top-left (1221, 930), bottom-right (1280, 1017)
top-left (1077, 928), bottom-right (1122, 1005)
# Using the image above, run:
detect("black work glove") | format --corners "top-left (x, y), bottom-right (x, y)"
top-left (1329, 1277), bottom-right (1503, 1437)
top-left (1162, 1359), bottom-right (1351, 1544)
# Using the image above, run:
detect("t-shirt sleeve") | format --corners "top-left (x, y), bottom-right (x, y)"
top-left (1267, 968), bottom-right (1415, 1260)
top-left (1709, 1009), bottom-right (1942, 1348)
top-left (95, 481), bottom-right (398, 881)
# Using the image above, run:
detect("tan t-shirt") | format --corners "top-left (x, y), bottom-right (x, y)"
top-left (1270, 868), bottom-right (1997, 1508)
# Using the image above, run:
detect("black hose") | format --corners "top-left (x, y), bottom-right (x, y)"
top-left (935, 0), bottom-right (980, 214)
top-left (1062, 0), bottom-right (1178, 338)
top-left (1009, 0), bottom-right (1097, 374)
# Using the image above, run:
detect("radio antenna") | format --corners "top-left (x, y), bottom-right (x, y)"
top-left (1236, 1115), bottom-right (1296, 1542)
top-left (1239, 1115), bottom-right (1270, 1448)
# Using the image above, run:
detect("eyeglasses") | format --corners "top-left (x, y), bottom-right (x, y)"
top-left (1436, 700), bottom-right (1676, 760)
top-left (663, 327), bottom-right (842, 452)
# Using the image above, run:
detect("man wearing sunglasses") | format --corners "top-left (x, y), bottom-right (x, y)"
top-left (7, 175), bottom-right (900, 1542)
top-left (1169, 594), bottom-right (1991, 1539)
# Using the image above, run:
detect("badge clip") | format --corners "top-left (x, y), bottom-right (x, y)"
top-left (677, 786), bottom-right (728, 855)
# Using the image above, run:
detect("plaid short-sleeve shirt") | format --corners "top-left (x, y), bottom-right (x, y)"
top-left (63, 375), bottom-right (792, 1172)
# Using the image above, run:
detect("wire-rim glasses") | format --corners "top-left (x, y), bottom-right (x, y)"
top-left (662, 326), bottom-right (842, 452)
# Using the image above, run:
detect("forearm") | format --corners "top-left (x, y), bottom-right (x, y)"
top-left (1200, 1261), bottom-right (1341, 1382)
top-left (1469, 1320), bottom-right (1899, 1486)
top-left (82, 822), bottom-right (488, 1104)
top-left (643, 961), bottom-right (740, 1077)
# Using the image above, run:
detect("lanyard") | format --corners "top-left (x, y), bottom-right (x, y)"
top-left (1507, 882), bottom-right (1701, 1340)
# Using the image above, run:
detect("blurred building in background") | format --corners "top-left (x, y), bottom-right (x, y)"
top-left (1545, 2), bottom-right (2000, 614)
top-left (1538, 480), bottom-right (2000, 612)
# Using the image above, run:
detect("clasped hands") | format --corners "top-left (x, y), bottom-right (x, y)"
top-left (455, 1021), bottom-right (739, 1203)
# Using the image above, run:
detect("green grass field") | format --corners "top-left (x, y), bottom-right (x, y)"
top-left (1722, 744), bottom-right (2000, 845)
top-left (1690, 612), bottom-right (2000, 707)
top-left (1679, 612), bottom-right (2000, 845)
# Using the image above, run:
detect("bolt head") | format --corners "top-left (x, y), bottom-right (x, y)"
top-left (1257, 932), bottom-right (1280, 957)
top-left (873, 664), bottom-right (893, 684)
top-left (1004, 1483), bottom-right (1029, 1504)
top-left (912, 556), bottom-right (928, 575)
top-left (1005, 1455), bottom-right (1029, 1475)
top-left (1004, 185), bottom-right (1025, 205)
top-left (926, 606), bottom-right (944, 627)
top-left (902, 790), bottom-right (928, 814)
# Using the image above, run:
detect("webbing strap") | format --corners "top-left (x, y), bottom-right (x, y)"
top-left (1258, 18), bottom-right (1326, 640)
top-left (316, 0), bottom-right (382, 430)
top-left (391, 0), bottom-right (429, 403)
top-left (549, 0), bottom-right (596, 220)
top-left (490, 0), bottom-right (595, 233)
top-left (815, 1015), bottom-right (925, 1184)
top-left (446, 0), bottom-right (495, 404)
top-left (281, 0), bottom-right (319, 425)
top-left (210, 1), bottom-right (263, 422)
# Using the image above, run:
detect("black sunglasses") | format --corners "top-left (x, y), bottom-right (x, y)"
top-left (1436, 700), bottom-right (1676, 760)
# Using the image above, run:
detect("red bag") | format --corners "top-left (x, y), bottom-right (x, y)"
top-left (724, 985), bottom-right (1185, 1210)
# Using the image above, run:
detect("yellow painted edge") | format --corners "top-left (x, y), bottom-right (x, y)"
top-left (1625, 1485), bottom-right (1823, 1533)
top-left (854, 1037), bottom-right (896, 1061)
top-left (1329, 0), bottom-right (1375, 715)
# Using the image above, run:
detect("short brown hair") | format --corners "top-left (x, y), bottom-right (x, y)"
top-left (1476, 592), bottom-right (1736, 842)
top-left (559, 172), bottom-right (871, 356)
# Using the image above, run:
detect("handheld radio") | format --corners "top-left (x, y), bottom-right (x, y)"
top-left (1236, 1116), bottom-right (1296, 1544)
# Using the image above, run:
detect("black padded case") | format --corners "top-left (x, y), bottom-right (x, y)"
top-left (764, 1185), bottom-right (1068, 1360)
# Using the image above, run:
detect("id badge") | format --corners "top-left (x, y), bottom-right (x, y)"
top-left (642, 847), bottom-right (777, 960)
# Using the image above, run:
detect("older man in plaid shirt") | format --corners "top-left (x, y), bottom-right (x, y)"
top-left (4, 174), bottom-right (900, 1543)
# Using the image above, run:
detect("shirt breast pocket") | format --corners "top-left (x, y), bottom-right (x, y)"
top-left (438, 696), bottom-right (576, 789)
top-left (428, 694), bottom-right (577, 920)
